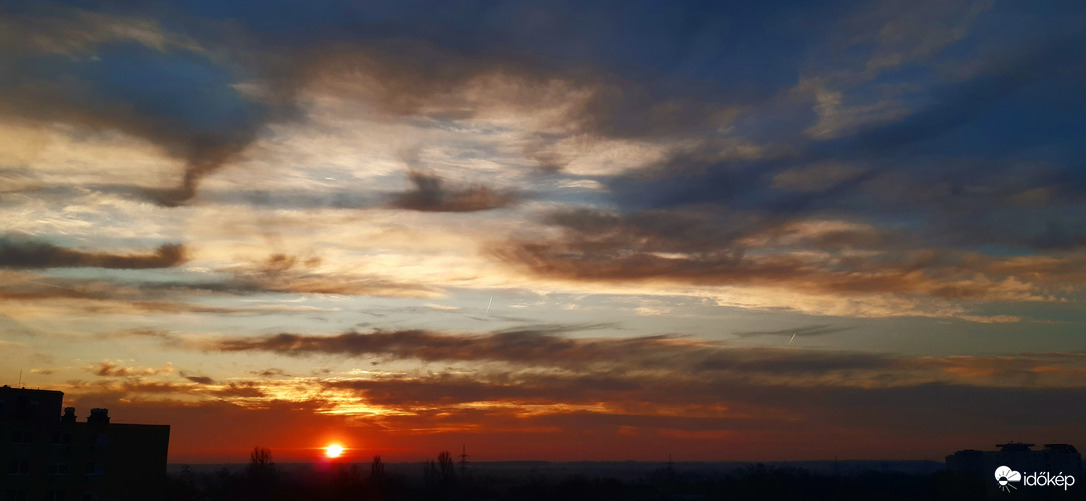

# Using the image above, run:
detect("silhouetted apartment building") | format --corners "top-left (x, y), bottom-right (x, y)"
top-left (946, 442), bottom-right (1083, 477)
top-left (0, 386), bottom-right (170, 501)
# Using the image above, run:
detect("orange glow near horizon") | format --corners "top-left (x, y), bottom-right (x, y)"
top-left (325, 444), bottom-right (344, 458)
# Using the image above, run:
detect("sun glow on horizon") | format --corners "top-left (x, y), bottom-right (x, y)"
top-left (325, 444), bottom-right (344, 458)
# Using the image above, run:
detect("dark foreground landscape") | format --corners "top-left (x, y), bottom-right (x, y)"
top-left (162, 458), bottom-right (1077, 501)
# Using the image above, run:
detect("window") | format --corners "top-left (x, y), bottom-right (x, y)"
top-left (7, 460), bottom-right (29, 475)
top-left (5, 490), bottom-right (28, 501)
top-left (85, 462), bottom-right (103, 476)
top-left (9, 431), bottom-right (31, 444)
top-left (50, 433), bottom-right (72, 455)
top-left (49, 463), bottom-right (69, 475)
top-left (47, 491), bottom-right (66, 501)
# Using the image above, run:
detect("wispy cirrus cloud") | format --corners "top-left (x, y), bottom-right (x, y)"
top-left (0, 4), bottom-right (202, 56)
top-left (733, 324), bottom-right (851, 338)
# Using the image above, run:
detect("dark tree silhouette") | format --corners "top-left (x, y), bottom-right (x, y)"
top-left (438, 450), bottom-right (456, 481)
top-left (245, 445), bottom-right (280, 494)
top-left (371, 455), bottom-right (385, 479)
top-left (424, 450), bottom-right (459, 489)
top-left (424, 458), bottom-right (439, 487)
top-left (247, 447), bottom-right (275, 476)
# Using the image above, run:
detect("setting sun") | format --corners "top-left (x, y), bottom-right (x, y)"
top-left (325, 444), bottom-right (344, 458)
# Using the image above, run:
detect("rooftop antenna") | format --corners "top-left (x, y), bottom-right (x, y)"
top-left (18, 369), bottom-right (22, 388)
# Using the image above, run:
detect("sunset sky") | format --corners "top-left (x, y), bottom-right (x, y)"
top-left (2, 0), bottom-right (1086, 463)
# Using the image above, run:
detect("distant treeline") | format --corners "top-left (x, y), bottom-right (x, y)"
top-left (160, 449), bottom-right (1077, 500)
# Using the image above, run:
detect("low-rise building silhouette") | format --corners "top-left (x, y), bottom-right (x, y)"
top-left (0, 385), bottom-right (170, 500)
top-left (946, 442), bottom-right (1083, 478)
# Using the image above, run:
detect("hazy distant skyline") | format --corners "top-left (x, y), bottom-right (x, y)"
top-left (2, 0), bottom-right (1085, 462)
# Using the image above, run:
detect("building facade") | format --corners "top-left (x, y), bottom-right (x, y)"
top-left (946, 442), bottom-right (1083, 478)
top-left (0, 386), bottom-right (170, 501)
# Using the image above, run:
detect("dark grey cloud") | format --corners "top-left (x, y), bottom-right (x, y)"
top-left (0, 54), bottom-right (279, 208)
top-left (211, 382), bottom-right (266, 398)
top-left (291, 41), bottom-right (754, 144)
top-left (390, 170), bottom-right (519, 213)
top-left (202, 325), bottom-right (1086, 394)
top-left (0, 238), bottom-right (185, 269)
top-left (89, 361), bottom-right (173, 378)
top-left (228, 252), bottom-right (441, 296)
top-left (315, 362), bottom-right (1086, 439)
top-left (211, 327), bottom-right (1012, 391)
top-left (603, 31), bottom-right (1086, 257)
top-left (65, 379), bottom-right (266, 403)
top-left (181, 372), bottom-right (215, 385)
top-left (0, 251), bottom-right (439, 309)
top-left (384, 147), bottom-right (521, 212)
top-left (3, 1), bottom-right (1082, 226)
top-left (493, 206), bottom-right (1084, 305)
top-left (0, 4), bottom-right (764, 207)
top-left (211, 325), bottom-right (667, 369)
top-left (0, 4), bottom-right (306, 206)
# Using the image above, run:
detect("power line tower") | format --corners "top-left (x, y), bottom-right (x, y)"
top-left (459, 444), bottom-right (469, 475)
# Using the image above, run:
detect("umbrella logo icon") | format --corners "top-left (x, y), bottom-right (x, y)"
top-left (995, 466), bottom-right (1021, 492)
